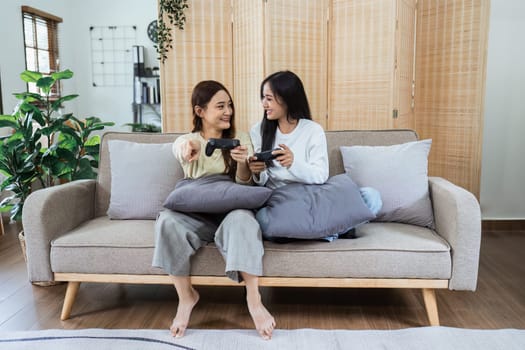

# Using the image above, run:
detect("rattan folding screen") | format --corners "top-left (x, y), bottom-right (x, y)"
top-left (160, 0), bottom-right (233, 133)
top-left (160, 0), bottom-right (489, 197)
top-left (232, 0), bottom-right (264, 132)
top-left (414, 0), bottom-right (490, 196)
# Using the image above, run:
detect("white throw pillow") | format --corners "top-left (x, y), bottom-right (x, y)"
top-left (107, 140), bottom-right (183, 219)
top-left (340, 139), bottom-right (434, 228)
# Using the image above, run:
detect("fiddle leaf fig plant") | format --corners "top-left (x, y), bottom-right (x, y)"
top-left (0, 69), bottom-right (114, 221)
top-left (156, 0), bottom-right (189, 63)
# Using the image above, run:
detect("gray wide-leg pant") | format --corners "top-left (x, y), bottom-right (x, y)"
top-left (152, 209), bottom-right (264, 282)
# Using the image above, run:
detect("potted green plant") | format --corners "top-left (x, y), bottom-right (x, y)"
top-left (0, 69), bottom-right (114, 259)
top-left (156, 0), bottom-right (189, 63)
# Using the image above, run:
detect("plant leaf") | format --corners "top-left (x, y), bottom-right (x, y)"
top-left (73, 158), bottom-right (97, 180)
top-left (51, 69), bottom-right (74, 80)
top-left (20, 70), bottom-right (43, 83)
top-left (51, 94), bottom-right (79, 110)
top-left (12, 92), bottom-right (44, 102)
top-left (0, 115), bottom-right (19, 129)
top-left (36, 77), bottom-right (56, 95)
top-left (85, 135), bottom-right (101, 147)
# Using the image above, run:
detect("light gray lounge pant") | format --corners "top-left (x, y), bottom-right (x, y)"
top-left (152, 209), bottom-right (264, 282)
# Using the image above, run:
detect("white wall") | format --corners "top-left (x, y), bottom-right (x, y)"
top-left (67, 0), bottom-right (159, 129)
top-left (0, 0), bottom-right (158, 131)
top-left (480, 1), bottom-right (525, 219)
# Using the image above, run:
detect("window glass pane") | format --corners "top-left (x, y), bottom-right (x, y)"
top-left (50, 80), bottom-right (60, 97)
top-left (24, 17), bottom-right (35, 47)
top-left (38, 49), bottom-right (50, 72)
top-left (26, 48), bottom-right (37, 71)
top-left (36, 18), bottom-right (49, 50)
top-left (28, 82), bottom-right (39, 94)
top-left (22, 8), bottom-right (61, 96)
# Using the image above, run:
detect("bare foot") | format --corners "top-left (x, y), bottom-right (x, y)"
top-left (170, 288), bottom-right (200, 338)
top-left (246, 294), bottom-right (276, 340)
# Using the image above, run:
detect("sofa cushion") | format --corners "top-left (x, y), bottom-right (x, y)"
top-left (340, 139), bottom-right (434, 228)
top-left (261, 223), bottom-right (451, 278)
top-left (163, 174), bottom-right (272, 213)
top-left (107, 140), bottom-right (183, 219)
top-left (50, 218), bottom-right (450, 279)
top-left (256, 174), bottom-right (375, 240)
top-left (50, 217), bottom-right (166, 275)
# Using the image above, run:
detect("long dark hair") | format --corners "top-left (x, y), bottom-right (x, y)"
top-left (191, 80), bottom-right (236, 178)
top-left (259, 71), bottom-right (311, 165)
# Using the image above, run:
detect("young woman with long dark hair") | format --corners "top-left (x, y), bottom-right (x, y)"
top-left (153, 80), bottom-right (275, 340)
top-left (248, 70), bottom-right (329, 189)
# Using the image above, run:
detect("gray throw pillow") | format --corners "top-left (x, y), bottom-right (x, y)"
top-left (340, 139), bottom-right (434, 228)
top-left (107, 140), bottom-right (183, 219)
top-left (163, 174), bottom-right (273, 213)
top-left (256, 174), bottom-right (375, 240)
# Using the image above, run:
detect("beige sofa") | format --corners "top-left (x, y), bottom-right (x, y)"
top-left (23, 130), bottom-right (481, 325)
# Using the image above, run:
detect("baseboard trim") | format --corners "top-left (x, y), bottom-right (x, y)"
top-left (482, 220), bottom-right (525, 232)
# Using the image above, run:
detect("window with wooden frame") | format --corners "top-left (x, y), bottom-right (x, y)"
top-left (21, 6), bottom-right (63, 99)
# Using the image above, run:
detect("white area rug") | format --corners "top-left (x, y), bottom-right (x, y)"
top-left (0, 327), bottom-right (524, 350)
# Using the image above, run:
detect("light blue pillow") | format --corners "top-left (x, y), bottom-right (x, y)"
top-left (256, 174), bottom-right (375, 240)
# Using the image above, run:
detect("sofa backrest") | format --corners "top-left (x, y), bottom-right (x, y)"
top-left (325, 129), bottom-right (418, 176)
top-left (96, 129), bottom-right (418, 217)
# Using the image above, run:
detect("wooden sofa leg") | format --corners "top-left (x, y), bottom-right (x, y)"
top-left (422, 288), bottom-right (440, 326)
top-left (60, 282), bottom-right (81, 320)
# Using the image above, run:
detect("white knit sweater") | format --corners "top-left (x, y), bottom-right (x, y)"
top-left (250, 119), bottom-right (329, 189)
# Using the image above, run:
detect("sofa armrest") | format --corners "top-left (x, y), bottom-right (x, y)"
top-left (429, 177), bottom-right (481, 291)
top-left (22, 179), bottom-right (96, 283)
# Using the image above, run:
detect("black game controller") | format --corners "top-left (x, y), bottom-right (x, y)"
top-left (205, 138), bottom-right (240, 156)
top-left (253, 148), bottom-right (282, 161)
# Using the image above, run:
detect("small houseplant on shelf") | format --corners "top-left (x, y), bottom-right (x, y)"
top-left (125, 122), bottom-right (161, 133)
top-left (0, 69), bottom-right (114, 265)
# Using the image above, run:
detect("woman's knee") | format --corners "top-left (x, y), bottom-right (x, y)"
top-left (223, 209), bottom-right (257, 225)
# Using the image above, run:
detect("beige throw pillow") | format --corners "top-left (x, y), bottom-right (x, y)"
top-left (107, 140), bottom-right (183, 219)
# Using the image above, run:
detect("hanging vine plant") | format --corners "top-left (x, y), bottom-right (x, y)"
top-left (155, 0), bottom-right (189, 63)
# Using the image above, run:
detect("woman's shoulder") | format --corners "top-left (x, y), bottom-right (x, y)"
top-left (174, 131), bottom-right (201, 143)
top-left (299, 119), bottom-right (325, 133)
top-left (250, 121), bottom-right (262, 133)
top-left (249, 122), bottom-right (263, 141)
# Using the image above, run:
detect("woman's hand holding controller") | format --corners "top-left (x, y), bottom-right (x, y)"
top-left (230, 145), bottom-right (249, 164)
top-left (275, 144), bottom-right (294, 168)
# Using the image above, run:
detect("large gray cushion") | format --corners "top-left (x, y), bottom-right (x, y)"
top-left (256, 174), bottom-right (375, 240)
top-left (340, 139), bottom-right (434, 227)
top-left (107, 140), bottom-right (182, 219)
top-left (163, 174), bottom-right (273, 213)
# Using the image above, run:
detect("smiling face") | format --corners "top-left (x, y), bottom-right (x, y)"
top-left (261, 82), bottom-right (288, 122)
top-left (195, 89), bottom-right (233, 134)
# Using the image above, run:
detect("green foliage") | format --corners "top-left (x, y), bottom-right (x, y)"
top-left (0, 69), bottom-right (114, 221)
top-left (156, 0), bottom-right (189, 63)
